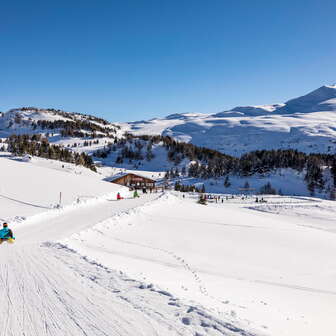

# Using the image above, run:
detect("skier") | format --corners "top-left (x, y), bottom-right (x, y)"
top-left (0, 223), bottom-right (15, 244)
top-left (117, 192), bottom-right (122, 200)
top-left (133, 190), bottom-right (140, 198)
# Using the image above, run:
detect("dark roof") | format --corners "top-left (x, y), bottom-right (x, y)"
top-left (105, 172), bottom-right (156, 183)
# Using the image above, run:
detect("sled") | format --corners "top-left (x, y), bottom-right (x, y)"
top-left (0, 238), bottom-right (15, 245)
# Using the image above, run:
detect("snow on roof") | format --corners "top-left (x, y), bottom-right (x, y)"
top-left (106, 172), bottom-right (158, 182)
top-left (105, 172), bottom-right (130, 182)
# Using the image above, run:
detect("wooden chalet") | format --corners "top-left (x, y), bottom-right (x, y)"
top-left (108, 172), bottom-right (156, 190)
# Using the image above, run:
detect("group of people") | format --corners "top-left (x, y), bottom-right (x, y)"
top-left (200, 194), bottom-right (268, 204)
top-left (202, 194), bottom-right (235, 203)
top-left (117, 188), bottom-right (159, 200)
top-left (116, 190), bottom-right (140, 200)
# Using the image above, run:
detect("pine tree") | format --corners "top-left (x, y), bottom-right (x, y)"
top-left (260, 182), bottom-right (277, 195)
top-left (331, 160), bottom-right (336, 187)
top-left (224, 175), bottom-right (231, 188)
top-left (307, 181), bottom-right (315, 196)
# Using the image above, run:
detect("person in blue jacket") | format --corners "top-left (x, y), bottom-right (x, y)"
top-left (0, 223), bottom-right (14, 242)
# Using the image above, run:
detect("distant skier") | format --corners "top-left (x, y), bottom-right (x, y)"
top-left (133, 190), bottom-right (140, 198)
top-left (117, 192), bottom-right (122, 200)
top-left (0, 223), bottom-right (15, 243)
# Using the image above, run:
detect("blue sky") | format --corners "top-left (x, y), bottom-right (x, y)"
top-left (1, 0), bottom-right (335, 121)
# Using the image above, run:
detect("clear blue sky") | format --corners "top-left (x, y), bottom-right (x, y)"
top-left (1, 0), bottom-right (335, 121)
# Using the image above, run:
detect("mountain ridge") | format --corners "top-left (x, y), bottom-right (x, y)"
top-left (123, 85), bottom-right (336, 155)
top-left (1, 84), bottom-right (336, 156)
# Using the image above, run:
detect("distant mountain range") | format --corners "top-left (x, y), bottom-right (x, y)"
top-left (1, 85), bottom-right (336, 156)
top-left (122, 85), bottom-right (336, 155)
top-left (2, 85), bottom-right (336, 197)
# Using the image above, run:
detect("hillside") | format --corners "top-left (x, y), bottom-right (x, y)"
top-left (1, 93), bottom-right (336, 336)
top-left (123, 85), bottom-right (336, 155)
top-left (90, 135), bottom-right (336, 198)
top-left (2, 86), bottom-right (336, 198)
top-left (3, 155), bottom-right (336, 335)
top-left (0, 107), bottom-right (123, 139)
top-left (66, 193), bottom-right (336, 336)
top-left (0, 153), bottom-right (130, 222)
top-left (0, 152), bottom-right (262, 336)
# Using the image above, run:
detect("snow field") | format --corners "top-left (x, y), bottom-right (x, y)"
top-left (1, 189), bottom-right (259, 336)
top-left (0, 154), bottom-right (131, 224)
top-left (64, 192), bottom-right (336, 336)
top-left (1, 142), bottom-right (336, 335)
top-left (1, 154), bottom-right (256, 335)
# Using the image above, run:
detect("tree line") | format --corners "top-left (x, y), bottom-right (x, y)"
top-left (32, 119), bottom-right (118, 138)
top-left (8, 107), bottom-right (120, 127)
top-left (3, 108), bottom-right (120, 138)
top-left (93, 134), bottom-right (336, 194)
top-left (4, 134), bottom-right (96, 171)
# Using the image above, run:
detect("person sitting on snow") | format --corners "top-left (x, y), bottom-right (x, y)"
top-left (0, 223), bottom-right (14, 241)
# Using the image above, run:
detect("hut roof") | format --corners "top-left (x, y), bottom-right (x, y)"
top-left (105, 172), bottom-right (157, 183)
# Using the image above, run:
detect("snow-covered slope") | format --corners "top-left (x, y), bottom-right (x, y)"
top-left (0, 153), bottom-right (130, 222)
top-left (0, 154), bottom-right (261, 336)
top-left (1, 133), bottom-right (335, 335)
top-left (0, 107), bottom-right (122, 138)
top-left (65, 192), bottom-right (336, 336)
top-left (123, 85), bottom-right (336, 155)
top-left (2, 86), bottom-right (336, 198)
top-left (215, 104), bottom-right (285, 117)
top-left (278, 84), bottom-right (336, 114)
top-left (4, 85), bottom-right (336, 157)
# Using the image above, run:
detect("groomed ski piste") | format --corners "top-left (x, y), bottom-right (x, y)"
top-left (1, 154), bottom-right (335, 336)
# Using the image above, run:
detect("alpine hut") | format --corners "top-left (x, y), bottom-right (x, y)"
top-left (107, 172), bottom-right (156, 191)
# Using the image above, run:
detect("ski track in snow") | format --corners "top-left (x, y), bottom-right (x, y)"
top-left (0, 194), bottom-right (258, 336)
top-left (1, 246), bottom-right (176, 336)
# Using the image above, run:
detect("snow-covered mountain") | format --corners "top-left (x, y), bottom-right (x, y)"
top-left (4, 85), bottom-right (336, 157)
top-left (0, 107), bottom-right (122, 138)
top-left (123, 85), bottom-right (336, 155)
top-left (2, 86), bottom-right (336, 198)
top-left (278, 84), bottom-right (336, 114)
